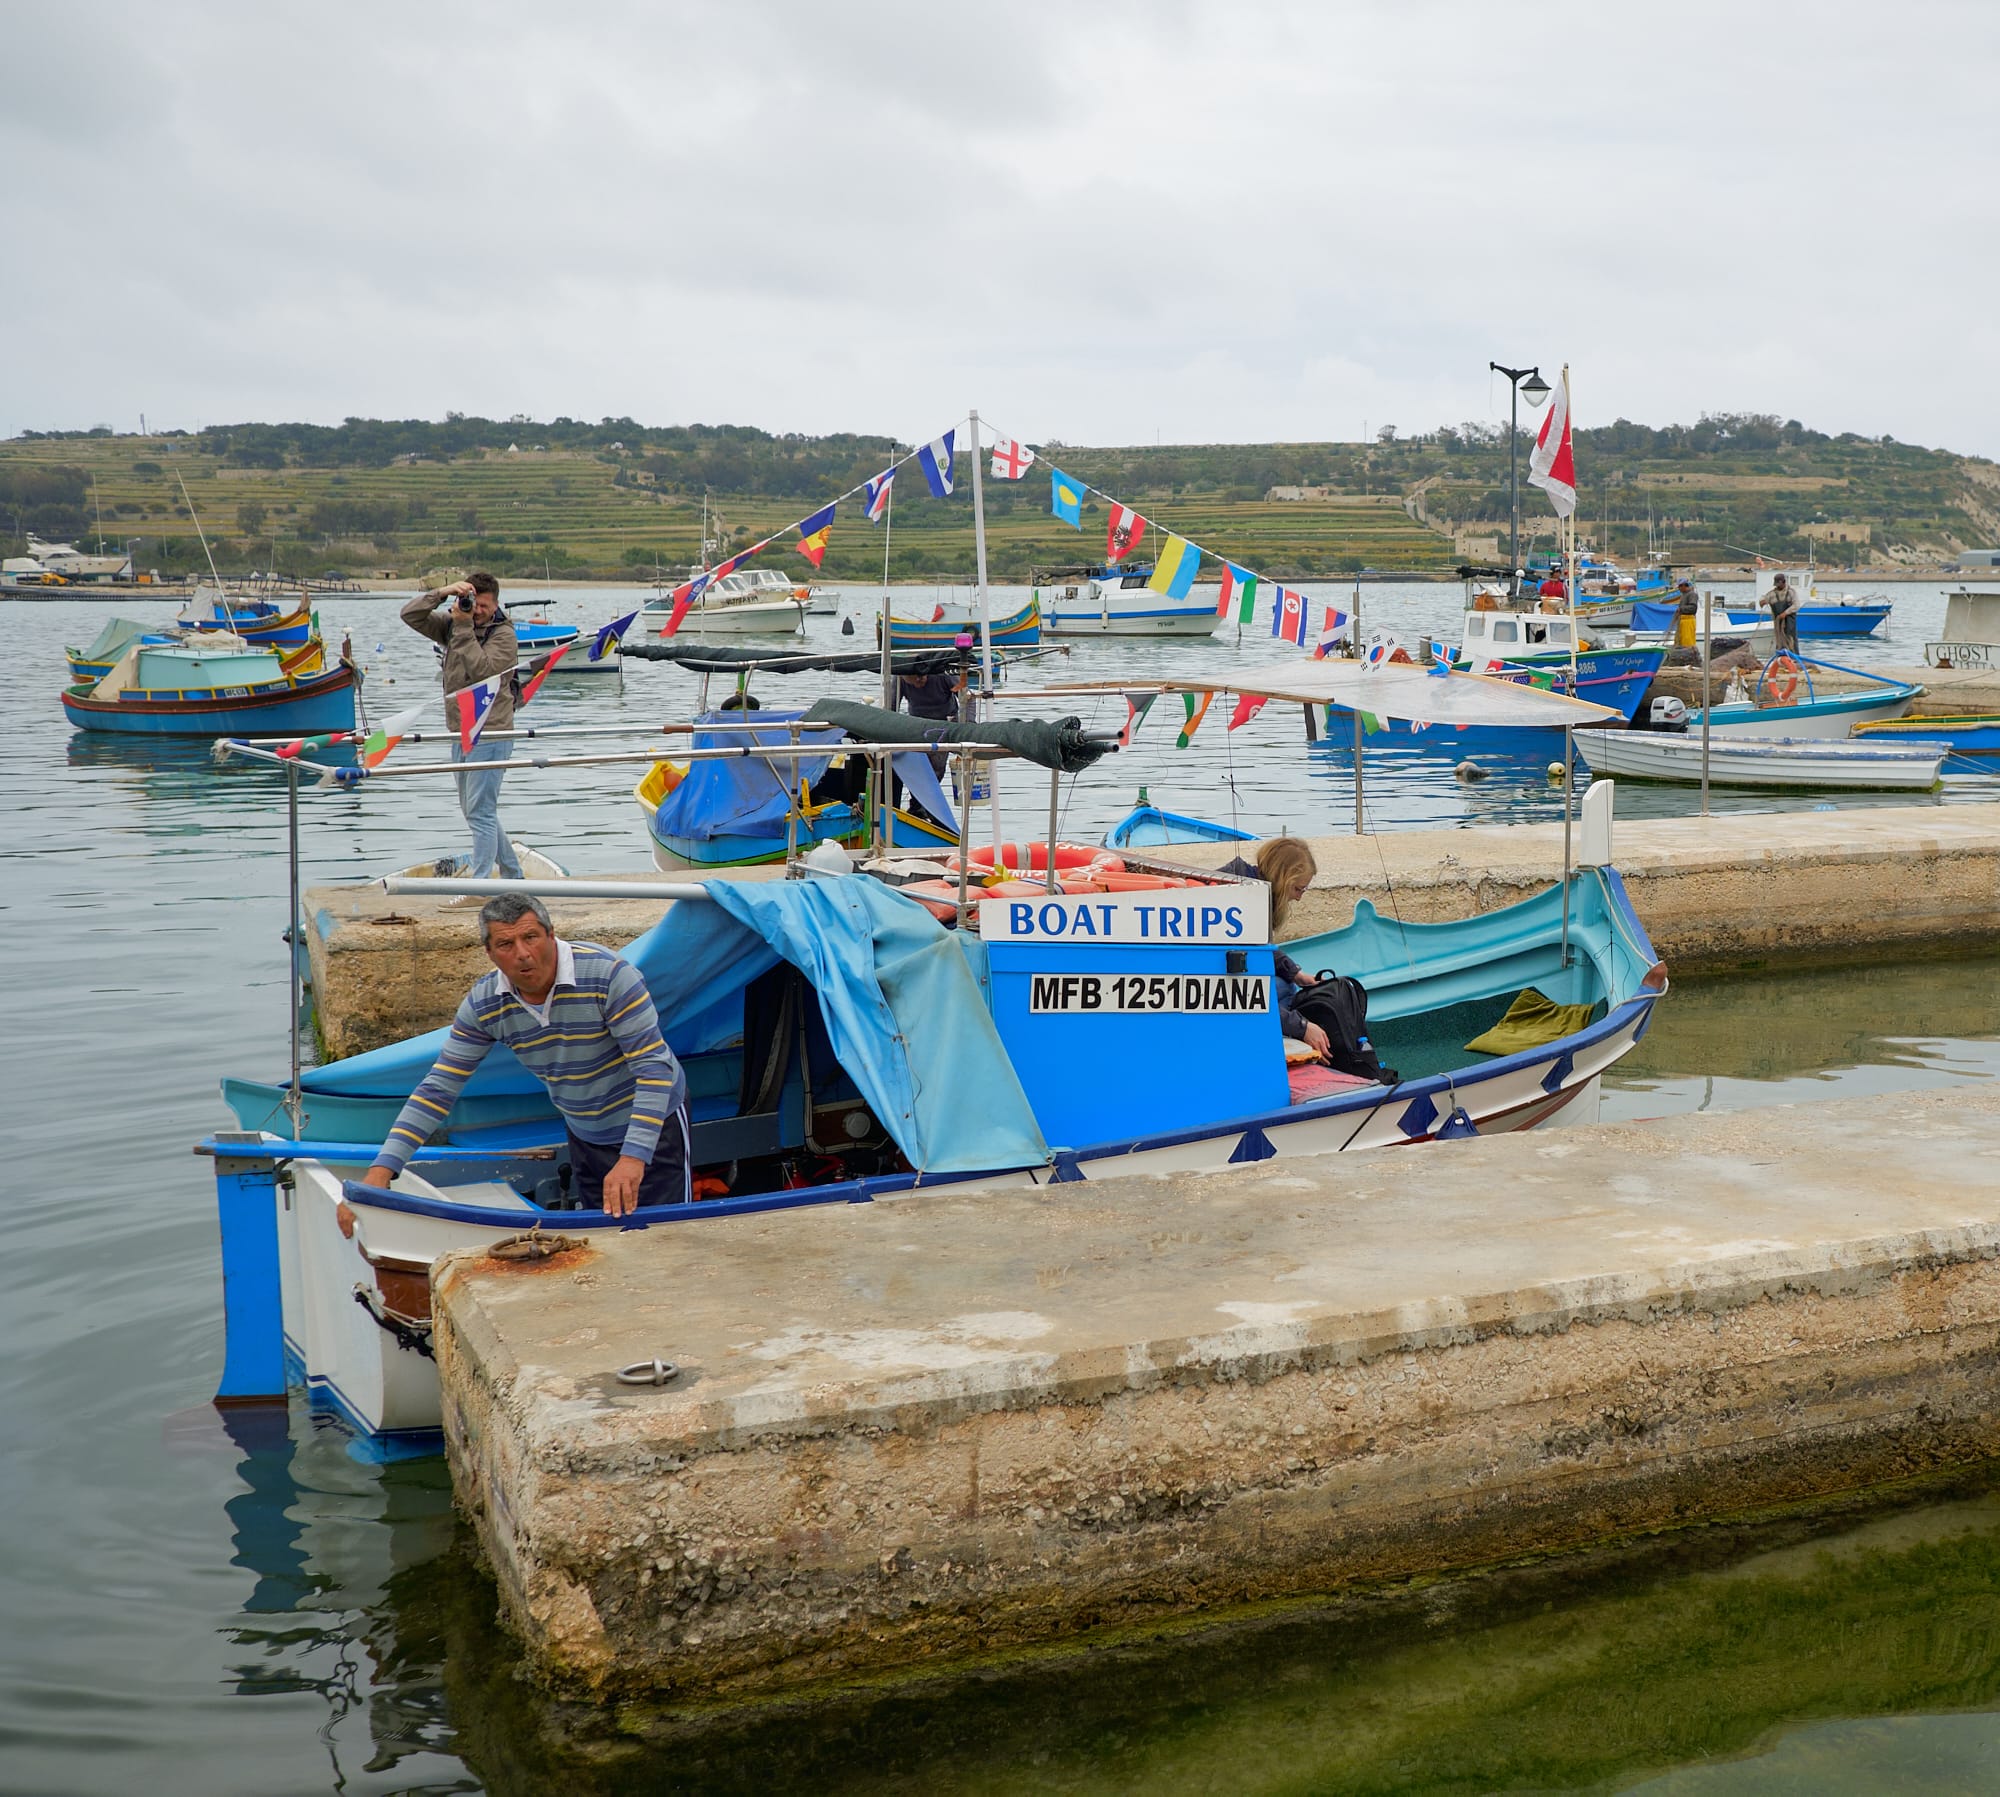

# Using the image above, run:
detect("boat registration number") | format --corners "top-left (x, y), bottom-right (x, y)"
top-left (1029, 973), bottom-right (1270, 1014)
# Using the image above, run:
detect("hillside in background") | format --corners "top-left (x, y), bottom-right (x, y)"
top-left (4, 412), bottom-right (1995, 583)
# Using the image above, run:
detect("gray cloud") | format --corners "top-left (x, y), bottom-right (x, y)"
top-left (5, 0), bottom-right (1996, 453)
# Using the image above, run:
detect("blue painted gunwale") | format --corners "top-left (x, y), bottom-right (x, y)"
top-left (1103, 805), bottom-right (1257, 849)
top-left (886, 597), bottom-right (1041, 648)
top-left (61, 662), bottom-right (360, 736)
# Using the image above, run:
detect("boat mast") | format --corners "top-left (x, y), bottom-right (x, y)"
top-left (880, 444), bottom-right (895, 711)
top-left (176, 469), bottom-right (227, 601)
top-left (968, 408), bottom-right (1001, 850)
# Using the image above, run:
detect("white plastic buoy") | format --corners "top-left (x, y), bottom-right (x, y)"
top-left (804, 839), bottom-right (853, 875)
top-left (1454, 760), bottom-right (1488, 782)
top-left (1546, 762), bottom-right (1568, 785)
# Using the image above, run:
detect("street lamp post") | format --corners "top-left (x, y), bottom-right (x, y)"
top-left (1489, 363), bottom-right (1550, 593)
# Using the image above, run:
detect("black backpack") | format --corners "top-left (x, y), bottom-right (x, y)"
top-left (1291, 972), bottom-right (1399, 1085)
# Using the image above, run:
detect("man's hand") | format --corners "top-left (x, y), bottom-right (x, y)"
top-left (1303, 1021), bottom-right (1331, 1057)
top-left (1293, 970), bottom-right (1320, 987)
top-left (602, 1155), bottom-right (648, 1217)
top-left (360, 1166), bottom-right (394, 1190)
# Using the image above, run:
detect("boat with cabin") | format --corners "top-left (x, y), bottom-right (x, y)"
top-left (1038, 565), bottom-right (1220, 637)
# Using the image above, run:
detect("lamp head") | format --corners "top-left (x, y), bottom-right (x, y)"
top-left (1521, 370), bottom-right (1552, 407)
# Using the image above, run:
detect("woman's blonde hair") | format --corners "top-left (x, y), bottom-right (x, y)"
top-left (1254, 836), bottom-right (1317, 932)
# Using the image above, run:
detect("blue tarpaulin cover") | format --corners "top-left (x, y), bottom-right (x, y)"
top-left (300, 875), bottom-right (1045, 1174)
top-left (652, 708), bottom-right (956, 841)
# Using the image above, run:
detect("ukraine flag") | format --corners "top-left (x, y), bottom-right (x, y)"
top-left (1147, 534), bottom-right (1199, 599)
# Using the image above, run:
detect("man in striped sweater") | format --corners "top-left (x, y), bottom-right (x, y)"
top-left (359, 894), bottom-right (689, 1216)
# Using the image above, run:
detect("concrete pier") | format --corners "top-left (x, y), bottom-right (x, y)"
top-left (434, 1084), bottom-right (2000, 1704)
top-left (306, 804), bottom-right (2000, 1056)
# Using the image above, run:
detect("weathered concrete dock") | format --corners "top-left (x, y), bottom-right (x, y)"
top-left (434, 1084), bottom-right (2000, 1705)
top-left (309, 802), bottom-right (2000, 1055)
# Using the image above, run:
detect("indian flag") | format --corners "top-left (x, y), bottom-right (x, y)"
top-left (1217, 561), bottom-right (1257, 622)
top-left (359, 703), bottom-right (428, 771)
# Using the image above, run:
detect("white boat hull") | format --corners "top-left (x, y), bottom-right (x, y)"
top-left (676, 599), bottom-right (808, 635)
top-left (1575, 729), bottom-right (1945, 789)
top-left (1045, 602), bottom-right (1220, 637)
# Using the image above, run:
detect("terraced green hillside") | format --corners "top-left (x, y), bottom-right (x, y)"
top-left (3, 412), bottom-right (1993, 583)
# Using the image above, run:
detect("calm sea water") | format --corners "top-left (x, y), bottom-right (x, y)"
top-left (3, 584), bottom-right (1998, 1794)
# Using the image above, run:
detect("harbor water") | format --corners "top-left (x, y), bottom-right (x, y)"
top-left (5, 585), bottom-right (2000, 1793)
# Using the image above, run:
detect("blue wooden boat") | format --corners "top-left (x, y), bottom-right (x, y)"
top-left (1721, 601), bottom-right (1892, 638)
top-left (1690, 661), bottom-right (1921, 738)
top-left (62, 641), bottom-right (358, 737)
top-left (1851, 712), bottom-right (2000, 760)
top-left (1104, 798), bottom-right (1256, 850)
top-left (201, 864), bottom-right (1665, 1439)
top-left (181, 593), bottom-right (315, 645)
top-left (634, 708), bottom-right (961, 868)
top-left (885, 595), bottom-right (1040, 649)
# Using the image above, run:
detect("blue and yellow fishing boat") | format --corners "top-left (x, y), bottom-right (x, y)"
top-left (61, 638), bottom-right (358, 737)
top-left (883, 595), bottom-right (1040, 649)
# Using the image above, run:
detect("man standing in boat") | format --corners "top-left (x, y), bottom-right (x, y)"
top-left (1765, 572), bottom-right (1802, 655)
top-left (359, 894), bottom-right (690, 1216)
top-left (401, 572), bottom-right (523, 880)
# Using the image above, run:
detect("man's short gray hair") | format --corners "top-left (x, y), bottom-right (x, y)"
top-left (478, 892), bottom-right (552, 946)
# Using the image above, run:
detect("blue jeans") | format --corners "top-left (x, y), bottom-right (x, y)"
top-left (452, 736), bottom-right (523, 878)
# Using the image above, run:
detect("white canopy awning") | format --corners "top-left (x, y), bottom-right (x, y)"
top-left (1038, 658), bottom-right (1621, 729)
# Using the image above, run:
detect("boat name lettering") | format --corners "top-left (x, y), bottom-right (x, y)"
top-left (1028, 973), bottom-right (1271, 1014)
top-left (981, 890), bottom-right (1269, 944)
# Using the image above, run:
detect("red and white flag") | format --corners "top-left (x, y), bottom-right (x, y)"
top-left (990, 438), bottom-right (1035, 480)
top-left (1528, 366), bottom-right (1576, 520)
top-left (517, 642), bottom-right (570, 704)
top-left (450, 670), bottom-right (510, 751)
top-left (1106, 504), bottom-right (1146, 563)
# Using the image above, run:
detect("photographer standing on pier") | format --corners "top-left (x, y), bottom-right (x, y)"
top-left (401, 571), bottom-right (523, 879)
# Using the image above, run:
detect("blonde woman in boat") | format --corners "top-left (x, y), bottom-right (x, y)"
top-left (1217, 837), bottom-right (1328, 1056)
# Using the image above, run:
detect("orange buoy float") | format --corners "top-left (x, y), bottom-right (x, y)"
top-left (1757, 654), bottom-right (1802, 705)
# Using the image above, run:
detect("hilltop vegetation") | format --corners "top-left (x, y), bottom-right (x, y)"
top-left (4, 410), bottom-right (1994, 583)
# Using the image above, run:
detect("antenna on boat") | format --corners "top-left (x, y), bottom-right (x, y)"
top-left (880, 441), bottom-right (896, 712)
top-left (176, 469), bottom-right (226, 596)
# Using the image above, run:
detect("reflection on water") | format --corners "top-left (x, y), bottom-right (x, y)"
top-left (6, 589), bottom-right (2000, 1794)
top-left (1603, 953), bottom-right (2000, 1123)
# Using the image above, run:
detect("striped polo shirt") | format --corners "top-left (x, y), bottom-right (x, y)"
top-left (372, 939), bottom-right (686, 1176)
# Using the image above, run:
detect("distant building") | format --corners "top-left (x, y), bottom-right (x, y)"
top-left (1267, 485), bottom-right (1335, 502)
top-left (1959, 549), bottom-right (2000, 569)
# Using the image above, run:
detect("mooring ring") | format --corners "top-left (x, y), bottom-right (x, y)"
top-left (616, 1357), bottom-right (680, 1387)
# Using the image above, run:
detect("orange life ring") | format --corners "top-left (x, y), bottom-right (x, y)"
top-left (1758, 655), bottom-right (1801, 705)
top-left (948, 842), bottom-right (1125, 877)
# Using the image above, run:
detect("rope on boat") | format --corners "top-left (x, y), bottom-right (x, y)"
top-left (351, 1284), bottom-right (434, 1359)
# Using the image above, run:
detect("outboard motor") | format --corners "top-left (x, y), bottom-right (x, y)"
top-left (1640, 694), bottom-right (1689, 733)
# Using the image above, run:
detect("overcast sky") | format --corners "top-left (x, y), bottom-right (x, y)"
top-left (8, 2), bottom-right (1995, 456)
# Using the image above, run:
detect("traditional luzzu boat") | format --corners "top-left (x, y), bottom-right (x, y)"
top-left (634, 706), bottom-right (960, 869)
top-left (1687, 656), bottom-right (1922, 738)
top-left (883, 594), bottom-right (1041, 648)
top-left (61, 637), bottom-right (358, 736)
top-left (180, 588), bottom-right (316, 645)
top-left (202, 833), bottom-right (1665, 1443)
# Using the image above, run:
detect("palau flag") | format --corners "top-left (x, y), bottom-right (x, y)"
top-left (1050, 468), bottom-right (1085, 528)
top-left (1147, 534), bottom-right (1200, 599)
top-left (1217, 561), bottom-right (1258, 621)
top-left (796, 504), bottom-right (835, 568)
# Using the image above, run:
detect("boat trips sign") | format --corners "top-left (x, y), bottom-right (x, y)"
top-left (979, 887), bottom-right (1270, 944)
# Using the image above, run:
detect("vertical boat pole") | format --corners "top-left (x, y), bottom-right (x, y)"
top-left (880, 462), bottom-right (896, 712)
top-left (285, 757), bottom-right (304, 1139)
top-left (1351, 574), bottom-right (1365, 834)
top-left (1045, 767), bottom-right (1061, 894)
top-left (1700, 587), bottom-right (1713, 815)
top-left (955, 743), bottom-right (975, 928)
top-left (968, 408), bottom-right (1002, 852)
top-left (1560, 499), bottom-right (1577, 969)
